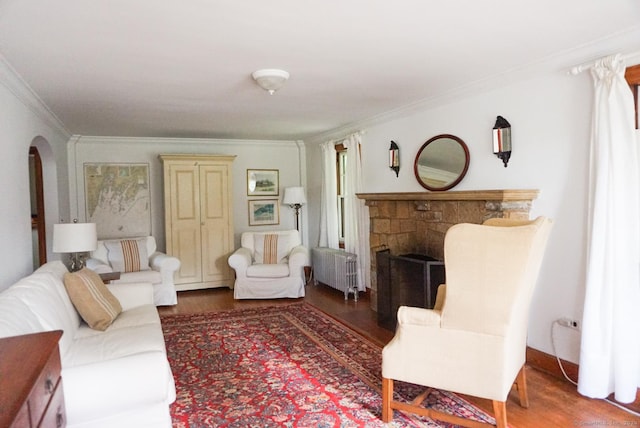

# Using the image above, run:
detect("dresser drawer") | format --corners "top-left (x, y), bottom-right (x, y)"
top-left (40, 378), bottom-right (66, 428)
top-left (29, 345), bottom-right (62, 428)
top-left (0, 331), bottom-right (64, 428)
top-left (9, 401), bottom-right (30, 428)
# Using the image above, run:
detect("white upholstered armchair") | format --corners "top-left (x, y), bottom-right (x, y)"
top-left (381, 217), bottom-right (553, 428)
top-left (86, 236), bottom-right (180, 306)
top-left (228, 230), bottom-right (309, 299)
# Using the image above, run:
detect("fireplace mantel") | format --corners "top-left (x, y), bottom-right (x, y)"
top-left (357, 189), bottom-right (539, 310)
top-left (357, 189), bottom-right (539, 202)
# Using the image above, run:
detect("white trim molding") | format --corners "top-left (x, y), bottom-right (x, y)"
top-left (0, 54), bottom-right (70, 140)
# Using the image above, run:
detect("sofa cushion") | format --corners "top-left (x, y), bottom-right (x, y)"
top-left (65, 321), bottom-right (167, 367)
top-left (0, 292), bottom-right (45, 338)
top-left (61, 350), bottom-right (174, 426)
top-left (73, 305), bottom-right (161, 339)
top-left (64, 268), bottom-right (122, 331)
top-left (0, 268), bottom-right (81, 356)
top-left (105, 238), bottom-right (150, 273)
top-left (254, 233), bottom-right (289, 264)
top-left (112, 270), bottom-right (162, 287)
top-left (247, 263), bottom-right (290, 278)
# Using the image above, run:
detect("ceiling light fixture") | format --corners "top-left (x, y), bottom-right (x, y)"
top-left (252, 69), bottom-right (289, 95)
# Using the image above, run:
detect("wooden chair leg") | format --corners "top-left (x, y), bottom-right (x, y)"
top-left (492, 400), bottom-right (508, 428)
top-left (515, 365), bottom-right (530, 408)
top-left (381, 377), bottom-right (393, 422)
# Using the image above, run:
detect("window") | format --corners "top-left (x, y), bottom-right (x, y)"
top-left (336, 144), bottom-right (347, 246)
top-left (625, 64), bottom-right (640, 129)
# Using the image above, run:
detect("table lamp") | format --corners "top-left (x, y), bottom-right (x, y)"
top-left (53, 221), bottom-right (97, 272)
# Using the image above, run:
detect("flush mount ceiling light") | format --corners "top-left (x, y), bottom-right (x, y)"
top-left (252, 69), bottom-right (290, 95)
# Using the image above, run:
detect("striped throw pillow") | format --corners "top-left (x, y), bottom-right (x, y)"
top-left (105, 238), bottom-right (150, 273)
top-left (63, 268), bottom-right (122, 331)
top-left (253, 233), bottom-right (290, 264)
top-left (263, 234), bottom-right (279, 264)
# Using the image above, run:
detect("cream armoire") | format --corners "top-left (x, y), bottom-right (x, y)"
top-left (160, 154), bottom-right (235, 291)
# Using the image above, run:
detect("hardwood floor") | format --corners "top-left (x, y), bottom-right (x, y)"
top-left (159, 284), bottom-right (639, 428)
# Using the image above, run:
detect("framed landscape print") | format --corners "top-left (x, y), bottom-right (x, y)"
top-left (248, 200), bottom-right (279, 226)
top-left (247, 169), bottom-right (279, 196)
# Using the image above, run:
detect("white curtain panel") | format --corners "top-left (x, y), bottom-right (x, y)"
top-left (578, 54), bottom-right (640, 403)
top-left (343, 133), bottom-right (370, 291)
top-left (319, 141), bottom-right (339, 249)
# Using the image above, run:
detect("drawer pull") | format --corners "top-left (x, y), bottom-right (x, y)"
top-left (45, 377), bottom-right (55, 394)
top-left (56, 410), bottom-right (65, 428)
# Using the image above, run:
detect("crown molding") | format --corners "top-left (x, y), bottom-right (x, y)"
top-left (0, 54), bottom-right (71, 140)
top-left (69, 134), bottom-right (301, 148)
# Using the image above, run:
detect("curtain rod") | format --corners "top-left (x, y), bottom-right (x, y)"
top-left (569, 50), bottom-right (640, 75)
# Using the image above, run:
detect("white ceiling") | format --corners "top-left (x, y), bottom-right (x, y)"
top-left (1, 1), bottom-right (639, 141)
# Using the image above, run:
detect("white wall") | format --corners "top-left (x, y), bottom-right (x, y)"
top-left (68, 136), bottom-right (308, 251)
top-left (306, 69), bottom-right (593, 362)
top-left (0, 58), bottom-right (70, 290)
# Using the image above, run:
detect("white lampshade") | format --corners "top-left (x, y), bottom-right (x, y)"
top-left (53, 223), bottom-right (98, 253)
top-left (283, 187), bottom-right (306, 205)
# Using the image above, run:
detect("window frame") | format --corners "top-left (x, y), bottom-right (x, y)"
top-left (336, 143), bottom-right (347, 248)
top-left (625, 64), bottom-right (640, 129)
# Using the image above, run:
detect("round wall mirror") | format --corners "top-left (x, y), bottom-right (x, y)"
top-left (414, 134), bottom-right (470, 191)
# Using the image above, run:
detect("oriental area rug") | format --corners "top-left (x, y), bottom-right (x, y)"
top-left (160, 302), bottom-right (495, 427)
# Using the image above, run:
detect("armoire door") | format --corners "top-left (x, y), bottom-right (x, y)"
top-left (167, 163), bottom-right (202, 285)
top-left (199, 164), bottom-right (233, 284)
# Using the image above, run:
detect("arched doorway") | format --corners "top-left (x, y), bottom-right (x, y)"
top-left (29, 146), bottom-right (46, 267)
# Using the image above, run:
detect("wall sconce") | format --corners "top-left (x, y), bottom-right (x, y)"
top-left (53, 220), bottom-right (97, 272)
top-left (283, 186), bottom-right (307, 231)
top-left (389, 140), bottom-right (400, 177)
top-left (493, 116), bottom-right (512, 167)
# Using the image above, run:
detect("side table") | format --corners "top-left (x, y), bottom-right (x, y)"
top-left (98, 272), bottom-right (121, 284)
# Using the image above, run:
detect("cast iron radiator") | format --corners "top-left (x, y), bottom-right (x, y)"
top-left (311, 247), bottom-right (359, 301)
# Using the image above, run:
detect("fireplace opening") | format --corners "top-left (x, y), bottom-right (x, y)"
top-left (376, 250), bottom-right (446, 331)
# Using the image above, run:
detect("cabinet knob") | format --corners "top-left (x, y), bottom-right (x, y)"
top-left (56, 410), bottom-right (65, 428)
top-left (45, 377), bottom-right (55, 394)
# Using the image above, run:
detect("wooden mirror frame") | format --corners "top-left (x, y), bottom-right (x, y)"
top-left (414, 134), bottom-right (470, 191)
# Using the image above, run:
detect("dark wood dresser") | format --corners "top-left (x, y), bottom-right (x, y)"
top-left (0, 330), bottom-right (66, 427)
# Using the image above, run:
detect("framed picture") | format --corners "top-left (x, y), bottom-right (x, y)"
top-left (248, 199), bottom-right (279, 226)
top-left (247, 169), bottom-right (279, 196)
top-left (84, 162), bottom-right (151, 238)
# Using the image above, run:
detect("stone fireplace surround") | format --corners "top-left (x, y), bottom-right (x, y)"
top-left (357, 189), bottom-right (538, 311)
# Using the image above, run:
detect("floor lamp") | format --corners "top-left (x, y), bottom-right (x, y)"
top-left (283, 187), bottom-right (307, 231)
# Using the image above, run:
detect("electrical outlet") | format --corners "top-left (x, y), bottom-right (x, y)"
top-left (558, 317), bottom-right (580, 330)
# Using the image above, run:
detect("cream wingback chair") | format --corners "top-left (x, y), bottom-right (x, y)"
top-left (381, 216), bottom-right (553, 428)
top-left (228, 230), bottom-right (309, 299)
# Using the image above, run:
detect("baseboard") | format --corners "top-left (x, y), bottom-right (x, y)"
top-left (526, 346), bottom-right (640, 413)
top-left (526, 346), bottom-right (578, 382)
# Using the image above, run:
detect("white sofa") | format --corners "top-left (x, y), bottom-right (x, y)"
top-left (86, 236), bottom-right (180, 306)
top-left (228, 230), bottom-right (309, 299)
top-left (0, 261), bottom-right (176, 428)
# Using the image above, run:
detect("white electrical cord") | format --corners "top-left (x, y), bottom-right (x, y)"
top-left (550, 320), bottom-right (640, 417)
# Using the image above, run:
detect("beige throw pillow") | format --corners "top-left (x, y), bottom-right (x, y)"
top-left (253, 233), bottom-right (289, 264)
top-left (64, 268), bottom-right (122, 331)
top-left (105, 238), bottom-right (150, 273)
